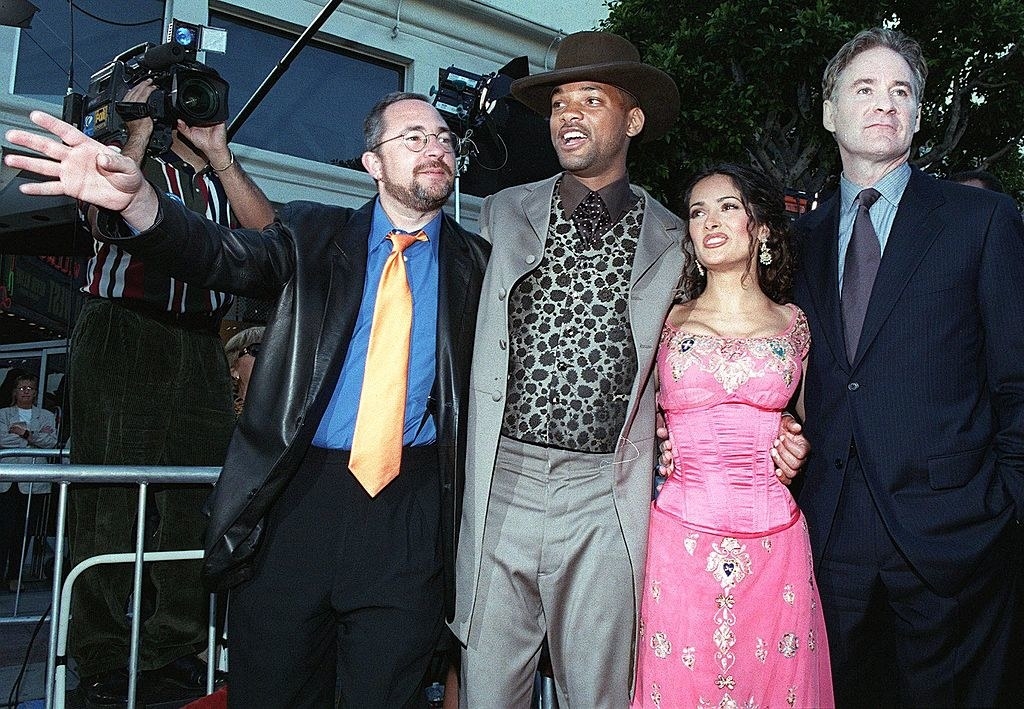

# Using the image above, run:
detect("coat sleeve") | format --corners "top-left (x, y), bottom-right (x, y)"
top-left (92, 190), bottom-right (296, 301)
top-left (978, 196), bottom-right (1024, 518)
top-left (28, 409), bottom-right (58, 449)
top-left (0, 408), bottom-right (23, 449)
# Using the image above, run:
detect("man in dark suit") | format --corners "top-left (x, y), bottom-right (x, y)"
top-left (793, 28), bottom-right (1024, 706)
top-left (5, 92), bottom-right (489, 707)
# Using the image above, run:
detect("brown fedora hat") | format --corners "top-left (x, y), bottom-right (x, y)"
top-left (510, 31), bottom-right (680, 143)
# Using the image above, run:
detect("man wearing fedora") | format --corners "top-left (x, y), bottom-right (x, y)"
top-left (451, 31), bottom-right (806, 707)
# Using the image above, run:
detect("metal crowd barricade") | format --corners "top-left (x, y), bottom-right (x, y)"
top-left (0, 455), bottom-right (222, 709)
top-left (0, 447), bottom-right (65, 620)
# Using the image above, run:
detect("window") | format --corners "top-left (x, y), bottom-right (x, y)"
top-left (204, 11), bottom-right (404, 167)
top-left (14, 0), bottom-right (165, 102)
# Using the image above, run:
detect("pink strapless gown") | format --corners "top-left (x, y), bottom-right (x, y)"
top-left (632, 304), bottom-right (833, 709)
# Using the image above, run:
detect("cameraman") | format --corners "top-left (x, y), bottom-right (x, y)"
top-left (67, 77), bottom-right (274, 707)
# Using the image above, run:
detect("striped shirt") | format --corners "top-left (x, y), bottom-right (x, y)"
top-left (82, 149), bottom-right (234, 315)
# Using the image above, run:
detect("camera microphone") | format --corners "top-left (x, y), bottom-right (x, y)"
top-left (139, 42), bottom-right (186, 72)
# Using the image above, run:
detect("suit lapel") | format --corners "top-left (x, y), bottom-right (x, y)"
top-left (854, 169), bottom-right (945, 364)
top-left (308, 201), bottom-right (372, 400)
top-left (522, 176), bottom-right (558, 247)
top-left (436, 215), bottom-right (473, 382)
top-left (631, 190), bottom-right (679, 288)
top-left (800, 196), bottom-right (848, 370)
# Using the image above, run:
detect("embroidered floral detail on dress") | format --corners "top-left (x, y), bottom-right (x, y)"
top-left (682, 646), bottom-right (696, 670)
top-left (685, 532), bottom-right (700, 555)
top-left (755, 637), bottom-right (768, 663)
top-left (707, 538), bottom-right (752, 591)
top-left (716, 693), bottom-right (740, 709)
top-left (660, 310), bottom-right (809, 392)
top-left (808, 629), bottom-right (817, 652)
top-left (716, 675), bottom-right (736, 690)
top-left (762, 539), bottom-right (772, 553)
top-left (778, 633), bottom-right (799, 658)
top-left (698, 698), bottom-right (713, 709)
top-left (651, 579), bottom-right (662, 603)
top-left (787, 686), bottom-right (797, 706)
top-left (714, 625), bottom-right (737, 669)
top-left (650, 683), bottom-right (662, 709)
top-left (783, 584), bottom-right (795, 605)
top-left (651, 631), bottom-right (672, 659)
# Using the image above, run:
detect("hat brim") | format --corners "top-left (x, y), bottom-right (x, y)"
top-left (510, 61), bottom-right (680, 143)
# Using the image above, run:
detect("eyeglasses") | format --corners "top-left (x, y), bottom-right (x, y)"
top-left (371, 129), bottom-right (459, 154)
top-left (239, 343), bottom-right (261, 359)
top-left (15, 386), bottom-right (37, 392)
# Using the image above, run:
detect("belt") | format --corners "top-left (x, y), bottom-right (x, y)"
top-left (97, 297), bottom-right (223, 334)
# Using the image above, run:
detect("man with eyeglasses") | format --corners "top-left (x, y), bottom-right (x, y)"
top-left (6, 90), bottom-right (488, 707)
top-left (1, 373), bottom-right (58, 593)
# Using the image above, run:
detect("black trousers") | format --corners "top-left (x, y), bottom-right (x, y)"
top-left (817, 456), bottom-right (1018, 708)
top-left (228, 445), bottom-right (444, 709)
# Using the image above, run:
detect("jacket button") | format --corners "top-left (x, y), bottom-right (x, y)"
top-left (247, 488), bottom-right (258, 499)
top-left (498, 288), bottom-right (507, 300)
top-left (499, 340), bottom-right (507, 350)
top-left (848, 382), bottom-right (859, 391)
top-left (525, 254), bottom-right (536, 264)
top-left (834, 459), bottom-right (843, 469)
top-left (492, 391), bottom-right (502, 402)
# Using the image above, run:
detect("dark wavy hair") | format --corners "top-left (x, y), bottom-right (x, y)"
top-left (677, 163), bottom-right (794, 304)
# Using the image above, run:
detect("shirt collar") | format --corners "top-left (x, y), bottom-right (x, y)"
top-left (370, 197), bottom-right (443, 256)
top-left (558, 173), bottom-right (639, 223)
top-left (840, 162), bottom-right (912, 213)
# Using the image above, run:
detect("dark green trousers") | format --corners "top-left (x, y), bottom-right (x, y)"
top-left (67, 298), bottom-right (235, 677)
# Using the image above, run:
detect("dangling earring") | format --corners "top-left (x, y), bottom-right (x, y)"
top-left (758, 239), bottom-right (773, 266)
top-left (695, 260), bottom-right (705, 277)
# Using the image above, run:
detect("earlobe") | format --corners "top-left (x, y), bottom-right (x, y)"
top-left (626, 107), bottom-right (646, 138)
top-left (361, 151), bottom-right (381, 180)
top-left (822, 101), bottom-right (835, 132)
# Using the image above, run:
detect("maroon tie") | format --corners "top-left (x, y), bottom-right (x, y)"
top-left (841, 188), bottom-right (882, 362)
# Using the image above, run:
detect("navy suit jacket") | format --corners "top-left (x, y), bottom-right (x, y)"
top-left (793, 167), bottom-right (1024, 597)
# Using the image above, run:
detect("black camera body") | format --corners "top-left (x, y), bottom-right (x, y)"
top-left (71, 38), bottom-right (228, 155)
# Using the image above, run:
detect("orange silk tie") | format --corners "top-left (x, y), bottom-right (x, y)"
top-left (349, 230), bottom-right (427, 496)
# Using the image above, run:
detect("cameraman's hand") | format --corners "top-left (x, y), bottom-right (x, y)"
top-left (6, 111), bottom-right (160, 231)
top-left (121, 79), bottom-right (157, 164)
top-left (177, 120), bottom-right (231, 170)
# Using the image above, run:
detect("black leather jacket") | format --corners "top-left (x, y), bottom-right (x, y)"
top-left (96, 193), bottom-right (489, 617)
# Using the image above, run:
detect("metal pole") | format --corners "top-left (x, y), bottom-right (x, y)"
top-left (44, 481), bottom-right (69, 709)
top-left (226, 0), bottom-right (346, 141)
top-left (126, 483), bottom-right (149, 709)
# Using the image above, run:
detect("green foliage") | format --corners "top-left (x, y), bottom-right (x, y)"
top-left (601, 0), bottom-right (1024, 209)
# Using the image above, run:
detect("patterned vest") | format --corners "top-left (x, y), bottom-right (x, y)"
top-left (502, 184), bottom-right (644, 453)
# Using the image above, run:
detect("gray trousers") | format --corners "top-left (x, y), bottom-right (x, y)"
top-left (461, 436), bottom-right (634, 708)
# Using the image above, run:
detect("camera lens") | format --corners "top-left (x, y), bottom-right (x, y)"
top-left (178, 75), bottom-right (221, 123)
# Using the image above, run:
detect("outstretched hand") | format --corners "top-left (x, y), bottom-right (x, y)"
top-left (5, 111), bottom-right (159, 229)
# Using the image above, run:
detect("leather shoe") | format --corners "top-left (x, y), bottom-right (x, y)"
top-left (80, 667), bottom-right (130, 707)
top-left (143, 655), bottom-right (226, 703)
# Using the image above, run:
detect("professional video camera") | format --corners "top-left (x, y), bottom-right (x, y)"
top-left (65, 20), bottom-right (229, 155)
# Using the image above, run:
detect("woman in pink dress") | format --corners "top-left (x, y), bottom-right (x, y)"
top-left (633, 164), bottom-right (833, 709)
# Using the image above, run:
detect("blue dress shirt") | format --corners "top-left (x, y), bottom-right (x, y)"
top-left (313, 199), bottom-right (440, 448)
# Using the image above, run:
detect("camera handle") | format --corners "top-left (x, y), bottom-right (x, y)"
top-left (114, 101), bottom-right (151, 122)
